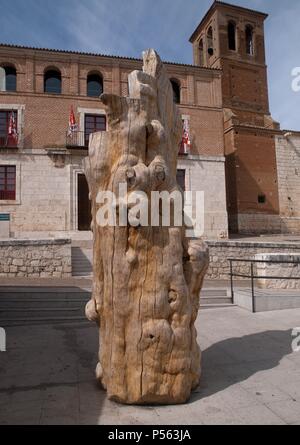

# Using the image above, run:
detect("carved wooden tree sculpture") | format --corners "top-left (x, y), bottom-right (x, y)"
top-left (84, 50), bottom-right (209, 405)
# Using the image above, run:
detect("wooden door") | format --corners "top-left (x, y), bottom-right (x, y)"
top-left (78, 174), bottom-right (92, 231)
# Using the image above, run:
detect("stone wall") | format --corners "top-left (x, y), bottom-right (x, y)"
top-left (0, 239), bottom-right (72, 278)
top-left (178, 155), bottom-right (228, 239)
top-left (0, 151), bottom-right (83, 237)
top-left (229, 214), bottom-right (282, 235)
top-left (206, 240), bottom-right (300, 280)
top-left (275, 133), bottom-right (300, 234)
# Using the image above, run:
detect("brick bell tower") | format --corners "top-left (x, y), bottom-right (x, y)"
top-left (190, 1), bottom-right (281, 234)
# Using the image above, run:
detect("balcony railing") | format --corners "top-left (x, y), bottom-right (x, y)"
top-left (0, 134), bottom-right (19, 148)
top-left (66, 131), bottom-right (87, 149)
top-left (178, 143), bottom-right (189, 156)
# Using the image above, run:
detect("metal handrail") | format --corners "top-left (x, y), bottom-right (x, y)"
top-left (229, 258), bottom-right (300, 264)
top-left (229, 257), bottom-right (300, 313)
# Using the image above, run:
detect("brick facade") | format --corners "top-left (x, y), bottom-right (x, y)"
top-left (0, 43), bottom-right (228, 239)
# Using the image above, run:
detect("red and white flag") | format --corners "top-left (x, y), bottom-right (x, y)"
top-left (8, 111), bottom-right (18, 142)
top-left (180, 118), bottom-right (191, 154)
top-left (68, 106), bottom-right (78, 136)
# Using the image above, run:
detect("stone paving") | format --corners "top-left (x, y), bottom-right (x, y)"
top-left (0, 306), bottom-right (300, 425)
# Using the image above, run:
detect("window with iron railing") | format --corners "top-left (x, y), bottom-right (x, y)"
top-left (66, 113), bottom-right (107, 148)
top-left (0, 165), bottom-right (16, 200)
top-left (0, 110), bottom-right (18, 148)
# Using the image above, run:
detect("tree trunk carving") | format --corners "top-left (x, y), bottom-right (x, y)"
top-left (84, 49), bottom-right (209, 405)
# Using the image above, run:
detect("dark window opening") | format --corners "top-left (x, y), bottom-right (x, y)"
top-left (199, 39), bottom-right (205, 66)
top-left (87, 73), bottom-right (103, 97)
top-left (84, 114), bottom-right (106, 147)
top-left (4, 66), bottom-right (17, 91)
top-left (258, 194), bottom-right (266, 204)
top-left (0, 165), bottom-right (16, 200)
top-left (170, 79), bottom-right (180, 104)
top-left (177, 169), bottom-right (186, 192)
top-left (246, 25), bottom-right (254, 55)
top-left (228, 21), bottom-right (236, 51)
top-left (207, 27), bottom-right (214, 57)
top-left (44, 69), bottom-right (62, 94)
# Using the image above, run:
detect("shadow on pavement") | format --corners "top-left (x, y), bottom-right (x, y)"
top-left (191, 329), bottom-right (293, 402)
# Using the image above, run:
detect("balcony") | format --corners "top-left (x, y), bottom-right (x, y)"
top-left (66, 131), bottom-right (87, 149)
top-left (0, 134), bottom-right (19, 148)
top-left (178, 142), bottom-right (189, 156)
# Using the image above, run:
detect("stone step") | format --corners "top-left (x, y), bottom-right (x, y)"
top-left (0, 290), bottom-right (228, 300)
top-left (72, 272), bottom-right (92, 276)
top-left (0, 292), bottom-right (89, 298)
top-left (0, 287), bottom-right (230, 300)
top-left (0, 305), bottom-right (83, 312)
top-left (200, 288), bottom-right (232, 306)
top-left (0, 308), bottom-right (84, 319)
top-left (0, 287), bottom-right (90, 300)
top-left (201, 297), bottom-right (232, 305)
top-left (0, 298), bottom-right (88, 304)
top-left (72, 247), bottom-right (93, 277)
top-left (0, 297), bottom-right (232, 308)
top-left (0, 286), bottom-right (233, 322)
top-left (200, 289), bottom-right (228, 297)
top-left (0, 316), bottom-right (88, 327)
top-left (200, 304), bottom-right (237, 310)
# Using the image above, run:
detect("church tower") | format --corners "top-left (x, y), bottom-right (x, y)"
top-left (190, 1), bottom-right (281, 234)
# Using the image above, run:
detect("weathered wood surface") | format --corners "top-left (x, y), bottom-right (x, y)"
top-left (84, 49), bottom-right (209, 405)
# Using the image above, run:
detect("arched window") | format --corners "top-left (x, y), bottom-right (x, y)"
top-left (245, 25), bottom-right (254, 55)
top-left (207, 27), bottom-right (214, 57)
top-left (228, 21), bottom-right (236, 51)
top-left (0, 66), bottom-right (17, 92)
top-left (170, 79), bottom-right (180, 104)
top-left (199, 39), bottom-right (205, 66)
top-left (44, 68), bottom-right (62, 94)
top-left (87, 73), bottom-right (103, 97)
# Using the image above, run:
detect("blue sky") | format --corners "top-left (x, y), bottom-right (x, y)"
top-left (0, 0), bottom-right (299, 130)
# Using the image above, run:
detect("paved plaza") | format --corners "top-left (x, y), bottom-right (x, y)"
top-left (0, 301), bottom-right (300, 425)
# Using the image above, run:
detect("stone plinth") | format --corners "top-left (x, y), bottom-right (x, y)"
top-left (255, 253), bottom-right (300, 290)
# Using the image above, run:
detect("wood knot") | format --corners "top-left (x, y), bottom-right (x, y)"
top-left (126, 247), bottom-right (137, 265)
top-left (168, 291), bottom-right (177, 304)
top-left (146, 123), bottom-right (154, 136)
top-left (154, 165), bottom-right (166, 183)
top-left (126, 169), bottom-right (136, 188)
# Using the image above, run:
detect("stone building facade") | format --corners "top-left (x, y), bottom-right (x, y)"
top-left (0, 0), bottom-right (299, 240)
